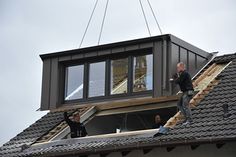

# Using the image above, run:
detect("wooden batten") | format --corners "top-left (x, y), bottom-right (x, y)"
top-left (50, 95), bottom-right (180, 112)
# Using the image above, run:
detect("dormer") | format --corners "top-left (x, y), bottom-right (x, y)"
top-left (40, 34), bottom-right (212, 110)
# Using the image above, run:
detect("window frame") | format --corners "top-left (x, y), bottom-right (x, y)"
top-left (87, 60), bottom-right (107, 99)
top-left (109, 55), bottom-right (129, 97)
top-left (64, 64), bottom-right (85, 101)
top-left (132, 53), bottom-right (154, 93)
top-left (62, 48), bottom-right (153, 105)
top-left (61, 61), bottom-right (87, 103)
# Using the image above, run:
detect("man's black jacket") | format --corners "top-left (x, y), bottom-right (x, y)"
top-left (174, 70), bottom-right (193, 92)
top-left (64, 112), bottom-right (87, 138)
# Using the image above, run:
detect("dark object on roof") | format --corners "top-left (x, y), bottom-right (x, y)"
top-left (223, 104), bottom-right (232, 118)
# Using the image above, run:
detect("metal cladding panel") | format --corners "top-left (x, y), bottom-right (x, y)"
top-left (40, 59), bottom-right (51, 110)
top-left (58, 55), bottom-right (71, 62)
top-left (140, 42), bottom-right (154, 49)
top-left (49, 57), bottom-right (59, 109)
top-left (170, 34), bottom-right (210, 58)
top-left (111, 47), bottom-right (125, 54)
top-left (180, 47), bottom-right (188, 66)
top-left (188, 51), bottom-right (196, 75)
top-left (171, 43), bottom-right (179, 75)
top-left (84, 51), bottom-right (98, 58)
top-left (98, 49), bottom-right (111, 56)
top-left (162, 40), bottom-right (168, 91)
top-left (71, 53), bottom-right (84, 60)
top-left (125, 44), bottom-right (139, 51)
top-left (170, 42), bottom-right (212, 77)
top-left (197, 55), bottom-right (206, 69)
top-left (153, 41), bottom-right (163, 97)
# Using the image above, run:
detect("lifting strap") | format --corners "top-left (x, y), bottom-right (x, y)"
top-left (79, 0), bottom-right (163, 48)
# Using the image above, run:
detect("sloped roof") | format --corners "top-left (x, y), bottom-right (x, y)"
top-left (0, 107), bottom-right (91, 157)
top-left (1, 53), bottom-right (236, 157)
top-left (214, 52), bottom-right (236, 63)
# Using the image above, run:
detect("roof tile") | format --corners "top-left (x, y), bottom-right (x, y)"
top-left (2, 53), bottom-right (236, 157)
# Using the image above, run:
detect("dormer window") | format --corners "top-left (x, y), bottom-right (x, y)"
top-left (40, 34), bottom-right (212, 110)
top-left (88, 61), bottom-right (106, 97)
top-left (63, 52), bottom-right (153, 103)
top-left (133, 54), bottom-right (153, 92)
top-left (110, 58), bottom-right (128, 95)
top-left (64, 65), bottom-right (84, 101)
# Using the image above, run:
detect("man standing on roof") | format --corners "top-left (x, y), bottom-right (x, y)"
top-left (172, 62), bottom-right (194, 125)
top-left (64, 112), bottom-right (88, 138)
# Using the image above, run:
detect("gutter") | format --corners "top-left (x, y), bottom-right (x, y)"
top-left (67, 137), bottom-right (236, 156)
top-left (23, 136), bottom-right (236, 157)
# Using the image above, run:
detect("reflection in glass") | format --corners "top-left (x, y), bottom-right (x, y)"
top-left (110, 58), bottom-right (128, 94)
top-left (133, 54), bottom-right (153, 92)
top-left (89, 62), bottom-right (106, 97)
top-left (64, 65), bottom-right (84, 100)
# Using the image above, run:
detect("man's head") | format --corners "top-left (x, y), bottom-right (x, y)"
top-left (73, 112), bottom-right (80, 122)
top-left (177, 62), bottom-right (186, 73)
top-left (155, 115), bottom-right (161, 124)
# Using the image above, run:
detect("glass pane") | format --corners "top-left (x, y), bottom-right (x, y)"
top-left (89, 62), bottom-right (106, 97)
top-left (110, 58), bottom-right (128, 94)
top-left (64, 65), bottom-right (84, 100)
top-left (133, 54), bottom-right (153, 92)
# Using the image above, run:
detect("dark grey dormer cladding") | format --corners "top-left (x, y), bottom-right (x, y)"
top-left (40, 34), bottom-right (212, 110)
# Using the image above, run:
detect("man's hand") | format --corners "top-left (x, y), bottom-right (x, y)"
top-left (173, 73), bottom-right (179, 79)
top-left (170, 73), bottom-right (179, 82)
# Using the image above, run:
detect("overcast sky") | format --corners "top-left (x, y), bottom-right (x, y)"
top-left (0, 0), bottom-right (236, 146)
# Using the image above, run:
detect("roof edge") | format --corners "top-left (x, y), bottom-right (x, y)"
top-left (39, 34), bottom-right (172, 60)
top-left (170, 34), bottom-right (210, 58)
top-left (27, 137), bottom-right (236, 157)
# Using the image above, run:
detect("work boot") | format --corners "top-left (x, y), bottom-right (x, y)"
top-left (182, 119), bottom-right (193, 126)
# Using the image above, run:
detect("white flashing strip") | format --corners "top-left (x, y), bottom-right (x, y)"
top-left (80, 128), bottom-right (158, 139)
top-left (33, 128), bottom-right (159, 147)
top-left (65, 84), bottom-right (83, 100)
